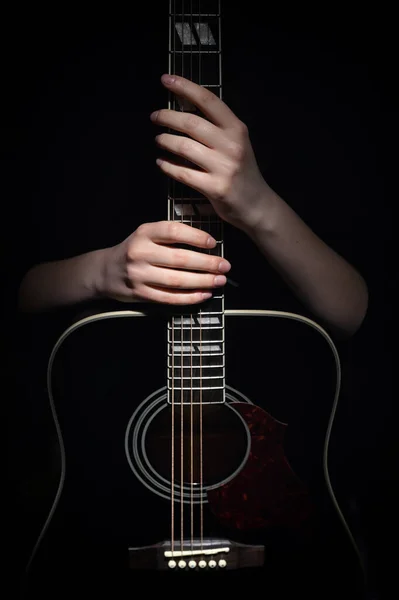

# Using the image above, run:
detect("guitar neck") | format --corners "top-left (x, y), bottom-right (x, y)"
top-left (169, 0), bottom-right (222, 89)
top-left (167, 0), bottom-right (222, 239)
top-left (167, 0), bottom-right (225, 405)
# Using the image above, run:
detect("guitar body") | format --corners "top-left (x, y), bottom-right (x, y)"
top-left (22, 3), bottom-right (366, 597)
top-left (24, 309), bottom-right (366, 598)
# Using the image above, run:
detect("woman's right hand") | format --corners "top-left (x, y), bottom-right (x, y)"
top-left (98, 220), bottom-right (231, 305)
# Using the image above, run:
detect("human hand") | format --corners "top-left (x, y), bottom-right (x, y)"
top-left (99, 220), bottom-right (231, 305)
top-left (151, 74), bottom-right (273, 232)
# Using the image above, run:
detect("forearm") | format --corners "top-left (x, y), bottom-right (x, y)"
top-left (244, 188), bottom-right (369, 338)
top-left (17, 249), bottom-right (107, 313)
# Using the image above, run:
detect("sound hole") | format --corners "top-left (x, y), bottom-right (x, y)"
top-left (144, 404), bottom-right (249, 487)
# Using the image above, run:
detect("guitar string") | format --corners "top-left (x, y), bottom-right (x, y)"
top-left (180, 0), bottom-right (185, 557)
top-left (198, 0), bottom-right (204, 552)
top-left (170, 0), bottom-right (176, 558)
top-left (171, 0), bottom-right (214, 558)
top-left (24, 2), bottom-right (367, 590)
top-left (189, 0), bottom-right (194, 554)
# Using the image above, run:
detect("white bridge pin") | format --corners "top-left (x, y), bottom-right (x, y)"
top-left (168, 560), bottom-right (176, 569)
top-left (188, 560), bottom-right (197, 569)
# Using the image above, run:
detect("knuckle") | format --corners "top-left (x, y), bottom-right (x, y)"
top-left (126, 244), bottom-right (139, 262)
top-left (134, 223), bottom-right (149, 239)
top-left (135, 222), bottom-right (147, 234)
top-left (167, 273), bottom-right (183, 288)
top-left (126, 239), bottom-right (146, 263)
top-left (179, 137), bottom-right (192, 154)
top-left (170, 295), bottom-right (186, 305)
top-left (167, 220), bottom-right (183, 239)
top-left (127, 264), bottom-right (143, 286)
top-left (213, 257), bottom-right (223, 271)
top-left (228, 141), bottom-right (245, 163)
top-left (185, 114), bottom-right (199, 132)
top-left (213, 178), bottom-right (230, 200)
top-left (177, 168), bottom-right (191, 185)
top-left (174, 293), bottom-right (199, 305)
top-left (171, 248), bottom-right (188, 268)
top-left (155, 109), bottom-right (166, 122)
top-left (156, 132), bottom-right (167, 145)
top-left (235, 119), bottom-right (249, 137)
top-left (208, 273), bottom-right (218, 286)
top-left (201, 90), bottom-right (217, 107)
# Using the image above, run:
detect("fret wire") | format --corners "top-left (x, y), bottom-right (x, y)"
top-left (169, 348), bottom-right (223, 354)
top-left (170, 337), bottom-right (224, 345)
top-left (168, 323), bottom-right (223, 328)
top-left (168, 359), bottom-right (225, 371)
top-left (169, 370), bottom-right (224, 376)
top-left (171, 13), bottom-right (220, 16)
top-left (168, 351), bottom-right (224, 360)
top-left (169, 50), bottom-right (220, 53)
top-left (170, 374), bottom-right (224, 380)
top-left (171, 377), bottom-right (224, 382)
top-left (172, 311), bottom-right (224, 316)
top-left (170, 385), bottom-right (224, 391)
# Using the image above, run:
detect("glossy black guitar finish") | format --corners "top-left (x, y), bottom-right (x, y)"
top-left (23, 2), bottom-right (366, 597)
top-left (23, 309), bottom-right (366, 598)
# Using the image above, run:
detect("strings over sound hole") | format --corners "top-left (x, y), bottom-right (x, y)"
top-left (144, 404), bottom-right (249, 488)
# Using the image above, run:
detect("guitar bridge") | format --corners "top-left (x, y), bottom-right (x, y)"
top-left (129, 538), bottom-right (264, 571)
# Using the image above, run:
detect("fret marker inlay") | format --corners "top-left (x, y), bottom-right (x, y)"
top-left (175, 22), bottom-right (216, 46)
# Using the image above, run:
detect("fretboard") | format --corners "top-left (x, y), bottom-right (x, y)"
top-left (167, 0), bottom-right (224, 405)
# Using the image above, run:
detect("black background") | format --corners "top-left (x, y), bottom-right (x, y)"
top-left (3, 2), bottom-right (396, 598)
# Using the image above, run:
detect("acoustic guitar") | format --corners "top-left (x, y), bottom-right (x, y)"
top-left (24, 2), bottom-right (366, 597)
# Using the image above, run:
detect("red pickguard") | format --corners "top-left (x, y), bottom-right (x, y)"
top-left (207, 403), bottom-right (313, 530)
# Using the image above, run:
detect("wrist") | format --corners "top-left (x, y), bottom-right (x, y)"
top-left (87, 247), bottom-right (110, 299)
top-left (239, 184), bottom-right (280, 239)
top-left (89, 245), bottom-right (143, 304)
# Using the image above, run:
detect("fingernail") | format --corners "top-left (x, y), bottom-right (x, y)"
top-left (150, 110), bottom-right (159, 120)
top-left (218, 261), bottom-right (231, 273)
top-left (202, 292), bottom-right (213, 300)
top-left (161, 74), bottom-right (176, 85)
top-left (214, 275), bottom-right (226, 286)
top-left (207, 237), bottom-right (217, 247)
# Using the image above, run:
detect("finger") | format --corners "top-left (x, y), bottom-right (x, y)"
top-left (156, 133), bottom-right (217, 172)
top-left (151, 109), bottom-right (224, 151)
top-left (149, 243), bottom-right (231, 274)
top-left (160, 74), bottom-right (239, 129)
top-left (138, 286), bottom-right (213, 305)
top-left (142, 264), bottom-right (227, 290)
top-left (155, 157), bottom-right (216, 199)
top-left (141, 220), bottom-right (216, 249)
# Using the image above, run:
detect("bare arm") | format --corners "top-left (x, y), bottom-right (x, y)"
top-left (17, 221), bottom-right (231, 313)
top-left (18, 74), bottom-right (369, 341)
top-left (241, 186), bottom-right (368, 339)
top-left (151, 74), bottom-right (368, 340)
top-left (18, 193), bottom-right (368, 339)
top-left (17, 250), bottom-right (108, 313)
